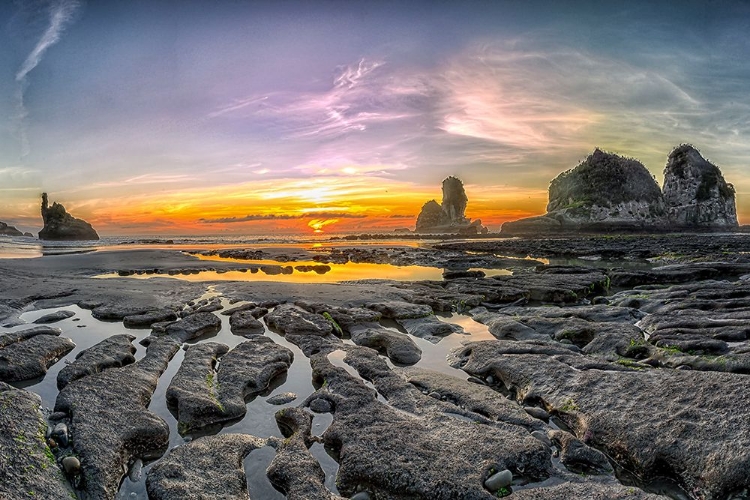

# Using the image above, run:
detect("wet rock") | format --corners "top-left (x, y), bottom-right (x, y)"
top-left (0, 382), bottom-right (74, 499)
top-left (229, 310), bottom-right (265, 335)
top-left (216, 337), bottom-right (294, 422)
top-left (309, 348), bottom-right (551, 499)
top-left (549, 430), bottom-right (613, 474)
top-left (309, 397), bottom-right (333, 413)
top-left (57, 334), bottom-right (137, 389)
top-left (220, 303), bottom-right (258, 316)
top-left (366, 300), bottom-right (433, 319)
top-left (162, 312), bottom-right (222, 342)
top-left (397, 316), bottom-right (463, 342)
top-left (146, 433), bottom-right (265, 500)
top-left (484, 469), bottom-right (512, 491)
top-left (33, 310), bottom-right (75, 324)
top-left (0, 331), bottom-right (75, 382)
top-left (453, 339), bottom-right (750, 499)
top-left (350, 326), bottom-right (422, 365)
top-left (168, 338), bottom-right (293, 432)
top-left (54, 337), bottom-right (180, 499)
top-left (443, 269), bottom-right (486, 280)
top-left (524, 407), bottom-right (549, 420)
top-left (265, 304), bottom-right (333, 336)
top-left (267, 407), bottom-right (331, 500)
top-left (266, 392), bottom-right (297, 405)
top-left (165, 342), bottom-right (229, 433)
top-left (294, 302), bottom-right (381, 334)
top-left (123, 309), bottom-right (178, 328)
top-left (51, 422), bottom-right (69, 446)
top-left (61, 456), bottom-right (81, 475)
top-left (0, 325), bottom-right (61, 348)
top-left (513, 481), bottom-right (663, 499)
top-left (402, 367), bottom-right (542, 431)
top-left (92, 304), bottom-right (152, 321)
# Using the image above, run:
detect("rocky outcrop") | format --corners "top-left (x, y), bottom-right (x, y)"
top-left (503, 145), bottom-right (738, 234)
top-left (662, 144), bottom-right (737, 227)
top-left (0, 221), bottom-right (23, 236)
top-left (38, 193), bottom-right (99, 241)
top-left (415, 177), bottom-right (487, 234)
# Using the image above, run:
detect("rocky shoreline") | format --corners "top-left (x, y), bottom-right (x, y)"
top-left (1, 235), bottom-right (750, 499)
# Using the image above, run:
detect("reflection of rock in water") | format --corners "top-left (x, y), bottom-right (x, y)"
top-left (416, 177), bottom-right (487, 234)
top-left (294, 265), bottom-right (332, 275)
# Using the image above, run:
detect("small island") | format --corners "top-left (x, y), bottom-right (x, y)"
top-left (502, 144), bottom-right (737, 234)
top-left (415, 176), bottom-right (487, 234)
top-left (38, 193), bottom-right (99, 241)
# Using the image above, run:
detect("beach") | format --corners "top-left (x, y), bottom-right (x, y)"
top-left (2, 234), bottom-right (750, 499)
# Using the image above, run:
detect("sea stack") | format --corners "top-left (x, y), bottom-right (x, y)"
top-left (0, 221), bottom-right (23, 237)
top-left (502, 145), bottom-right (738, 234)
top-left (662, 145), bottom-right (737, 227)
top-left (415, 177), bottom-right (487, 234)
top-left (38, 193), bottom-right (99, 241)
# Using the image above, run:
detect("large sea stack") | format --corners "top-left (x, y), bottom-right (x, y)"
top-left (38, 193), bottom-right (99, 241)
top-left (415, 177), bottom-right (487, 234)
top-left (0, 222), bottom-right (23, 237)
top-left (502, 145), bottom-right (738, 234)
top-left (662, 145), bottom-right (737, 227)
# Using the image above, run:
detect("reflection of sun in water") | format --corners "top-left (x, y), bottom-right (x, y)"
top-left (308, 219), bottom-right (339, 233)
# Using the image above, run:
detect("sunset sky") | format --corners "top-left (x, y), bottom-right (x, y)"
top-left (1, 0), bottom-right (750, 235)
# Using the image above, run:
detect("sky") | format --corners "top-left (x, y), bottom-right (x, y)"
top-left (1, 0), bottom-right (750, 235)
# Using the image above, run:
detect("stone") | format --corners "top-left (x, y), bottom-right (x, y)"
top-left (0, 382), bottom-right (74, 499)
top-left (366, 301), bottom-right (433, 319)
top-left (33, 310), bottom-right (75, 324)
top-left (350, 326), bottom-right (422, 365)
top-left (484, 469), bottom-right (512, 491)
top-left (162, 312), bottom-right (222, 342)
top-left (57, 334), bottom-right (137, 389)
top-left (54, 337), bottom-right (180, 499)
top-left (265, 304), bottom-right (333, 336)
top-left (38, 192), bottom-right (99, 240)
top-left (123, 309), bottom-right (179, 328)
top-left (229, 310), bottom-right (265, 335)
top-left (266, 392), bottom-right (297, 405)
top-left (61, 456), bottom-right (81, 475)
top-left (146, 433), bottom-right (265, 500)
top-left (0, 332), bottom-right (75, 382)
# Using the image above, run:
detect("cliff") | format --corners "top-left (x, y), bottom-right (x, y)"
top-left (38, 193), bottom-right (99, 241)
top-left (502, 145), bottom-right (738, 235)
top-left (415, 177), bottom-right (487, 234)
top-left (0, 222), bottom-right (24, 237)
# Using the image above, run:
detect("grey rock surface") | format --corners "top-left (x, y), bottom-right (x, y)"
top-left (265, 303), bottom-right (333, 336)
top-left (54, 337), bottom-right (180, 499)
top-left (350, 326), bottom-right (422, 365)
top-left (146, 433), bottom-right (265, 500)
top-left (0, 382), bottom-right (74, 499)
top-left (0, 330), bottom-right (75, 382)
top-left (57, 333), bottom-right (137, 389)
top-left (162, 312), bottom-right (222, 342)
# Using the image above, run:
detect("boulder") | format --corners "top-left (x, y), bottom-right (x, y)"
top-left (38, 193), bottom-right (99, 241)
top-left (0, 329), bottom-right (75, 382)
top-left (57, 334), bottom-right (137, 389)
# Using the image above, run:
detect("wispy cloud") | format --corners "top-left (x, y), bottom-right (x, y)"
top-left (14, 0), bottom-right (82, 160)
top-left (199, 212), bottom-right (368, 223)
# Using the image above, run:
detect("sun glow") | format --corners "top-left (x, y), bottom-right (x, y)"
top-left (308, 218), bottom-right (339, 233)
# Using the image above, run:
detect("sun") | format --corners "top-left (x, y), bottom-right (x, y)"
top-left (308, 218), bottom-right (339, 233)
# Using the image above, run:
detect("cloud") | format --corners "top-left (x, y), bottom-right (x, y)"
top-left (14, 0), bottom-right (82, 160)
top-left (200, 212), bottom-right (368, 223)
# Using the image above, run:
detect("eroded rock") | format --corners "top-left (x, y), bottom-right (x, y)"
top-left (57, 334), bottom-right (136, 389)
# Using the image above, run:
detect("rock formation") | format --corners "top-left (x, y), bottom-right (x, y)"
top-left (0, 221), bottom-right (23, 236)
top-left (662, 144), bottom-right (737, 227)
top-left (502, 145), bottom-right (738, 234)
top-left (415, 177), bottom-right (487, 234)
top-left (38, 193), bottom-right (99, 241)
